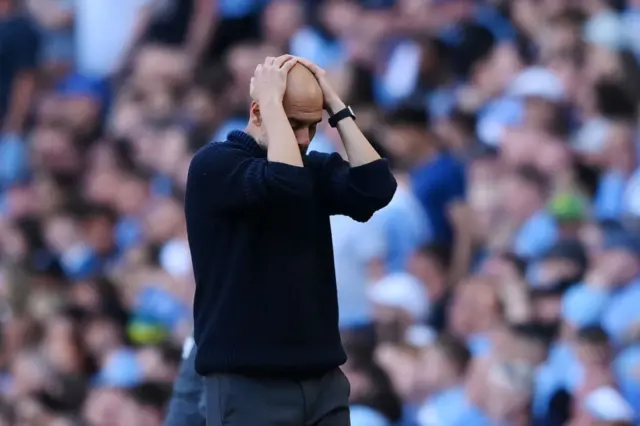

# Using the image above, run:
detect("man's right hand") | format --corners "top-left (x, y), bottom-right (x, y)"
top-left (250, 55), bottom-right (297, 105)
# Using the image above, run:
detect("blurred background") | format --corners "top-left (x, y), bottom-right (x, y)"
top-left (3, 0), bottom-right (640, 425)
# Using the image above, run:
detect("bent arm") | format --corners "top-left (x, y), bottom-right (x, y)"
top-left (306, 152), bottom-right (397, 222)
top-left (186, 143), bottom-right (313, 213)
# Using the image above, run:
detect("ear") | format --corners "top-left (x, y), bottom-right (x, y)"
top-left (250, 101), bottom-right (262, 127)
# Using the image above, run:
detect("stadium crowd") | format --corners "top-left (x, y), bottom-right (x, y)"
top-left (1, 0), bottom-right (640, 425)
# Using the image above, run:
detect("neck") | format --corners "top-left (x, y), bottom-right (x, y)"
top-left (245, 124), bottom-right (266, 149)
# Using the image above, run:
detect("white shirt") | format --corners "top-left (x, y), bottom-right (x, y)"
top-left (331, 215), bottom-right (386, 326)
top-left (75, 0), bottom-right (150, 77)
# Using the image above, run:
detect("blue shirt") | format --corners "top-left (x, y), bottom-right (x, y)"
top-left (602, 278), bottom-right (640, 344)
top-left (217, 0), bottom-right (265, 18)
top-left (513, 210), bottom-right (558, 259)
top-left (418, 387), bottom-right (492, 426)
top-left (595, 170), bottom-right (627, 220)
top-left (370, 185), bottom-right (429, 272)
top-left (410, 152), bottom-right (466, 244)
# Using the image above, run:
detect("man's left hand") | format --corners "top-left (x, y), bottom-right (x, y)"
top-left (295, 57), bottom-right (345, 114)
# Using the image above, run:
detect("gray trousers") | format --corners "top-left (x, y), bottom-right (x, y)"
top-left (164, 340), bottom-right (206, 426)
top-left (204, 368), bottom-right (351, 426)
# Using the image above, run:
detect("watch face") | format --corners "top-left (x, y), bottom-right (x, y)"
top-left (348, 106), bottom-right (356, 118)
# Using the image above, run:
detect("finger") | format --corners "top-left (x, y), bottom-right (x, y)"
top-left (296, 57), bottom-right (322, 73)
top-left (280, 57), bottom-right (298, 71)
top-left (264, 56), bottom-right (275, 66)
top-left (274, 54), bottom-right (294, 68)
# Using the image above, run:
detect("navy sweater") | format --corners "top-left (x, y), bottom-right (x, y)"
top-left (185, 131), bottom-right (397, 378)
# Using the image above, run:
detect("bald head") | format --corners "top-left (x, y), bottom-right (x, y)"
top-left (283, 63), bottom-right (323, 113)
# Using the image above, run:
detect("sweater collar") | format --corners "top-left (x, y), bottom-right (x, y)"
top-left (228, 130), bottom-right (266, 157)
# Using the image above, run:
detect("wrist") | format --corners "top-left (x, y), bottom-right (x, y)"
top-left (326, 98), bottom-right (345, 115)
top-left (259, 97), bottom-right (284, 108)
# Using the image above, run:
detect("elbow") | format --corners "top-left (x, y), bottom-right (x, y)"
top-left (349, 160), bottom-right (398, 208)
top-left (375, 173), bottom-right (398, 208)
top-left (343, 174), bottom-right (397, 222)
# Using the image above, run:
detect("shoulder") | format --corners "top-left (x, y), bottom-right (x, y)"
top-left (188, 141), bottom-right (254, 178)
top-left (191, 141), bottom-right (248, 165)
top-left (304, 151), bottom-right (346, 170)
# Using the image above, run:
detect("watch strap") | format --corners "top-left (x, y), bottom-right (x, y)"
top-left (328, 106), bottom-right (355, 128)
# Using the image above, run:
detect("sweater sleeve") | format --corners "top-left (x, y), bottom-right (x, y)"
top-left (306, 151), bottom-right (398, 222)
top-left (187, 143), bottom-right (313, 213)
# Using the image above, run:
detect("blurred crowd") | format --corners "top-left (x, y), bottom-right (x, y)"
top-left (2, 0), bottom-right (640, 425)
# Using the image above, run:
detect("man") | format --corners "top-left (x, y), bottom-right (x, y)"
top-left (185, 55), bottom-right (397, 425)
top-left (383, 105), bottom-right (473, 283)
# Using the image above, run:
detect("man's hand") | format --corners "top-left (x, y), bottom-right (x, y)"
top-left (250, 55), bottom-right (298, 106)
top-left (295, 57), bottom-right (344, 114)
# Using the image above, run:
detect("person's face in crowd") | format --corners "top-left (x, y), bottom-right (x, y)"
top-left (143, 197), bottom-right (183, 244)
top-left (83, 316), bottom-right (122, 357)
top-left (114, 174), bottom-right (150, 217)
top-left (408, 250), bottom-right (446, 298)
top-left (183, 86), bottom-right (218, 130)
top-left (509, 333), bottom-right (548, 366)
top-left (133, 46), bottom-right (191, 91)
top-left (138, 346), bottom-right (178, 382)
top-left (9, 352), bottom-right (52, 398)
top-left (32, 176), bottom-right (64, 216)
top-left (60, 95), bottom-right (102, 137)
top-left (83, 167), bottom-right (124, 205)
top-left (375, 345), bottom-right (419, 401)
top-left (319, 0), bottom-right (359, 39)
top-left (449, 278), bottom-right (501, 337)
top-left (468, 155), bottom-right (504, 239)
top-left (372, 304), bottom-right (414, 343)
top-left (585, 45), bottom-right (623, 83)
top-left (228, 44), bottom-right (265, 96)
top-left (594, 248), bottom-right (639, 288)
top-left (83, 388), bottom-right (136, 426)
top-left (537, 257), bottom-right (583, 287)
top-left (132, 401), bottom-right (164, 426)
top-left (484, 374), bottom-right (532, 426)
top-left (69, 281), bottom-right (102, 311)
top-left (522, 97), bottom-right (558, 131)
top-left (483, 43), bottom-right (524, 98)
top-left (30, 125), bottom-right (81, 176)
top-left (42, 315), bottom-right (84, 375)
top-left (501, 173), bottom-right (542, 222)
top-left (82, 213), bottom-right (115, 255)
top-left (383, 125), bottom-right (431, 167)
top-left (418, 344), bottom-right (459, 392)
top-left (575, 339), bottom-right (610, 368)
top-left (603, 121), bottom-right (637, 173)
top-left (146, 126), bottom-right (188, 176)
top-left (262, 0), bottom-right (303, 49)
top-left (0, 221), bottom-right (28, 261)
top-left (44, 214), bottom-right (81, 254)
top-left (13, 397), bottom-right (51, 426)
top-left (532, 293), bottom-right (563, 324)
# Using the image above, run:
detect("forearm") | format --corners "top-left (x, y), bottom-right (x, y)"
top-left (186, 0), bottom-right (216, 60)
top-left (262, 101), bottom-right (304, 167)
top-left (4, 74), bottom-right (36, 133)
top-left (449, 204), bottom-right (473, 284)
top-left (329, 100), bottom-right (381, 167)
